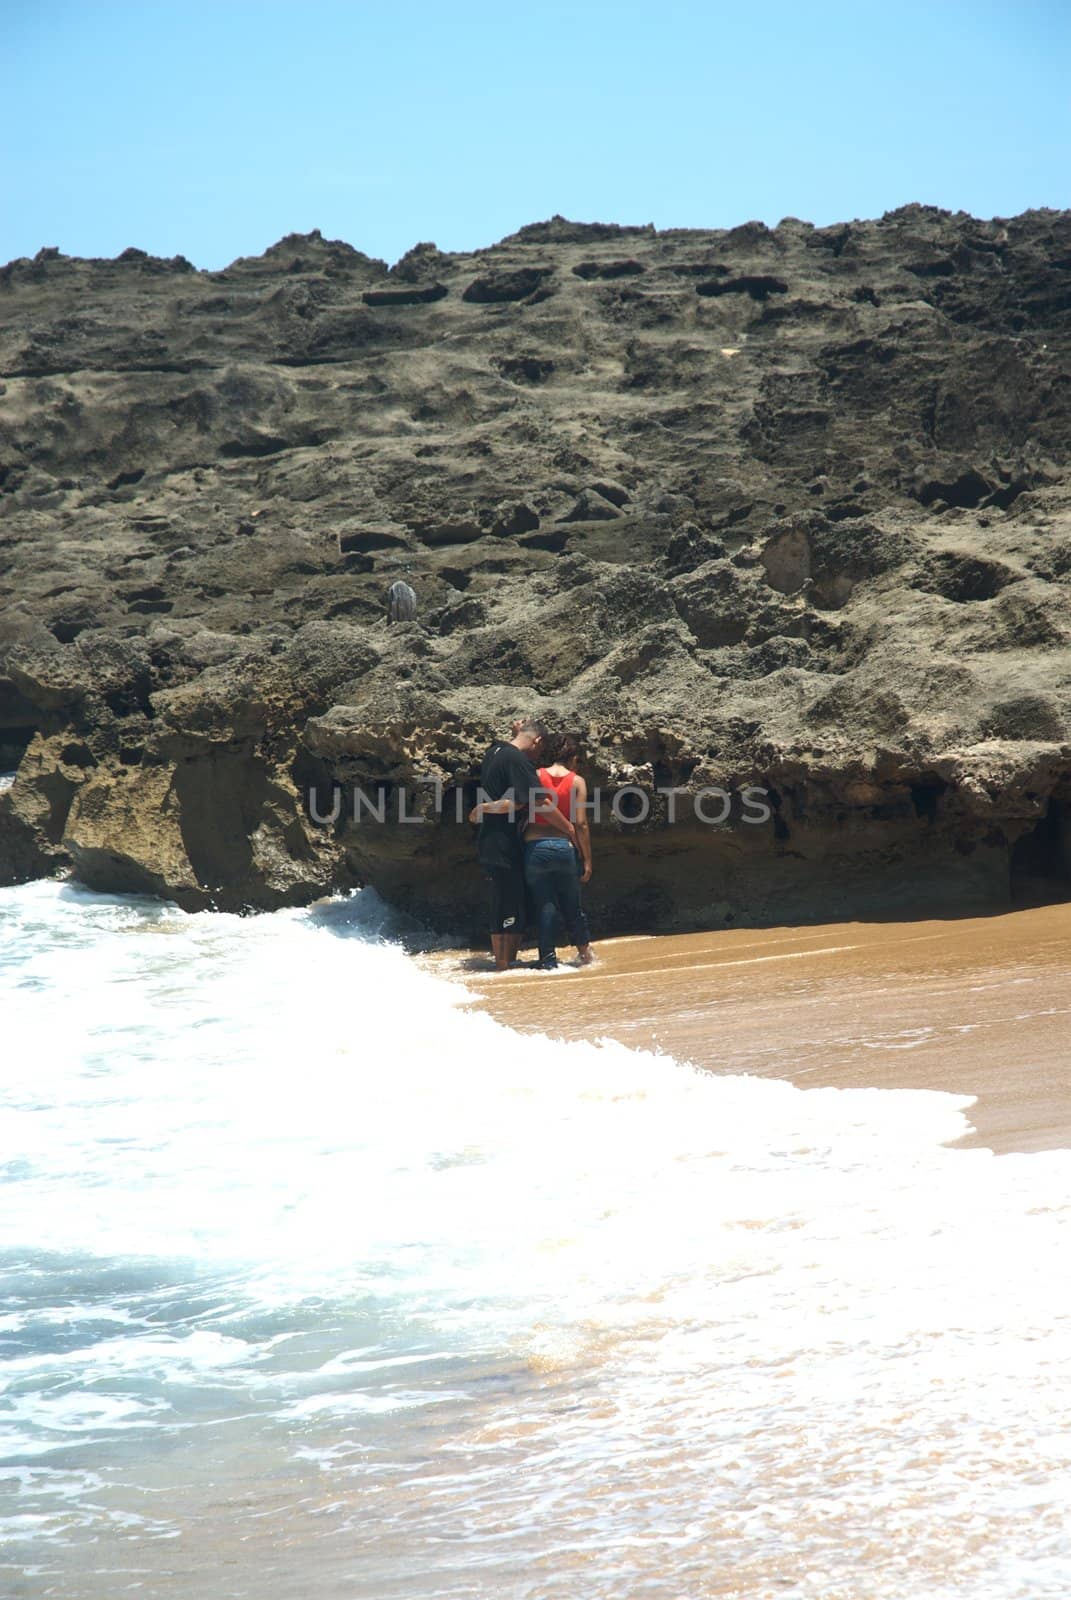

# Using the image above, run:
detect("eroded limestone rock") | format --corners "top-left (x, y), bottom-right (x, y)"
top-left (2, 206), bottom-right (1071, 924)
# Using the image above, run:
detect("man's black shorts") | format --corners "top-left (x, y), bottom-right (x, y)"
top-left (485, 864), bottom-right (526, 935)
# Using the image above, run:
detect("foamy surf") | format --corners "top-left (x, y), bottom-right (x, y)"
top-left (1, 880), bottom-right (1070, 1598)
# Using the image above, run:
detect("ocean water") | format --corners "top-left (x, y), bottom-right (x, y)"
top-left (1, 880), bottom-right (1070, 1599)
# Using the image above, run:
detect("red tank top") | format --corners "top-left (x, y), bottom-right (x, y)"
top-left (533, 767), bottom-right (577, 825)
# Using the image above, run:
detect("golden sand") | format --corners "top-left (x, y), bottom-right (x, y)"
top-left (454, 902), bottom-right (1071, 1155)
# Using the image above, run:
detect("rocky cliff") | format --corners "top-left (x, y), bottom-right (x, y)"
top-left (2, 206), bottom-right (1070, 933)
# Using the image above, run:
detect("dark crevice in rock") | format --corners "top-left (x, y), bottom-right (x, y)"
top-left (984, 479), bottom-right (1029, 510)
top-left (906, 257), bottom-right (957, 278)
top-left (219, 432), bottom-right (332, 459)
top-left (910, 779), bottom-right (948, 822)
top-left (0, 725), bottom-right (34, 772)
top-left (573, 259), bottom-right (646, 280)
top-left (338, 528), bottom-right (410, 555)
top-left (518, 528), bottom-right (570, 553)
top-left (2, 361), bottom-right (211, 379)
top-left (495, 355), bottom-right (555, 383)
top-left (915, 469), bottom-right (992, 509)
top-left (463, 268), bottom-right (553, 304)
top-left (696, 275), bottom-right (788, 301)
top-left (1011, 800), bottom-right (1070, 897)
top-left (362, 282), bottom-right (449, 307)
top-left (48, 620), bottom-right (88, 643)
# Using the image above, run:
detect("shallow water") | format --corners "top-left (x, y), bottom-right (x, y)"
top-left (2, 882), bottom-right (1070, 1597)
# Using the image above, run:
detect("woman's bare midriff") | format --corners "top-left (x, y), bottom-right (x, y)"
top-left (522, 823), bottom-right (565, 843)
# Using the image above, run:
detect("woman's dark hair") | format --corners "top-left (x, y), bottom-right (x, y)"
top-left (554, 731), bottom-right (583, 764)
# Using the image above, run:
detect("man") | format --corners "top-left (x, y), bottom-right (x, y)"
top-left (471, 719), bottom-right (577, 971)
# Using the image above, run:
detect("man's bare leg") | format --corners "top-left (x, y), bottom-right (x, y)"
top-left (491, 932), bottom-right (524, 970)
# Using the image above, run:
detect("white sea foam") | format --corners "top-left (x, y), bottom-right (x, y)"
top-left (1, 879), bottom-right (1070, 1597)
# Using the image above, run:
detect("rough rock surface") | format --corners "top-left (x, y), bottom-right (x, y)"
top-left (2, 210), bottom-right (1070, 931)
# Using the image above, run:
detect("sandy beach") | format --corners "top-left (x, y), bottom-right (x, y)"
top-left (455, 900), bottom-right (1071, 1156)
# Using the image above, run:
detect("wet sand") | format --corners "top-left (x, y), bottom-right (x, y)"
top-left (452, 901), bottom-right (1071, 1155)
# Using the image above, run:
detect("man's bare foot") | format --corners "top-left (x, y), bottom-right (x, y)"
top-left (577, 945), bottom-right (594, 965)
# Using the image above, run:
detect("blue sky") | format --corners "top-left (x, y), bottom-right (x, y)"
top-left (3, 0), bottom-right (1068, 269)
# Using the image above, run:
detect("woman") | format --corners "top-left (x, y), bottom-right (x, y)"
top-left (522, 733), bottom-right (594, 969)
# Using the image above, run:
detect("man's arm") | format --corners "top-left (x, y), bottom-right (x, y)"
top-left (530, 793), bottom-right (577, 845)
top-left (466, 789), bottom-right (576, 843)
top-left (468, 795), bottom-right (517, 823)
top-left (572, 774), bottom-right (593, 882)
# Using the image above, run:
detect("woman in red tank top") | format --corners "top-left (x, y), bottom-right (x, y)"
top-left (522, 734), bottom-right (594, 967)
top-left (527, 766), bottom-right (577, 828)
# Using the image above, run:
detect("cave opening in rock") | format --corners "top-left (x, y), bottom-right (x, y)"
top-left (1010, 800), bottom-right (1071, 902)
top-left (49, 619), bottom-right (87, 643)
top-left (0, 725), bottom-right (35, 779)
top-left (916, 469), bottom-right (991, 510)
top-left (910, 778), bottom-right (947, 821)
top-left (614, 789), bottom-right (647, 821)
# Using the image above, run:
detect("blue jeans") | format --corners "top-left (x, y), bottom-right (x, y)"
top-left (523, 837), bottom-right (591, 966)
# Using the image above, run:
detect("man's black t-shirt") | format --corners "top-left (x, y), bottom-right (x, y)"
top-left (477, 742), bottom-right (540, 869)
